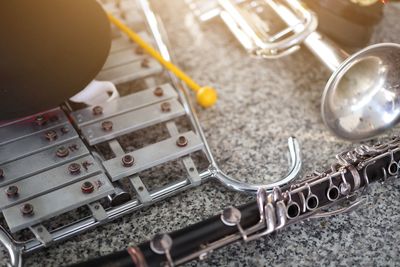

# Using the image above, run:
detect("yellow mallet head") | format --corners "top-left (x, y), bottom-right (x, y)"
top-left (196, 86), bottom-right (218, 108)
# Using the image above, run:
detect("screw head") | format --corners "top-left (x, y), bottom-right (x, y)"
top-left (20, 203), bottom-right (34, 216)
top-left (153, 87), bottom-right (164, 97)
top-left (68, 163), bottom-right (81, 175)
top-left (122, 155), bottom-right (134, 167)
top-left (176, 136), bottom-right (188, 147)
top-left (44, 130), bottom-right (58, 141)
top-left (92, 106), bottom-right (103, 116)
top-left (141, 58), bottom-right (150, 68)
top-left (34, 115), bottom-right (47, 126)
top-left (101, 121), bottom-right (113, 131)
top-left (6, 185), bottom-right (18, 198)
top-left (161, 102), bottom-right (171, 113)
top-left (81, 181), bottom-right (94, 194)
top-left (56, 146), bottom-right (69, 158)
top-left (0, 168), bottom-right (4, 179)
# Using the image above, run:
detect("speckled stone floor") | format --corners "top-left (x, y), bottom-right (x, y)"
top-left (2, 1), bottom-right (400, 267)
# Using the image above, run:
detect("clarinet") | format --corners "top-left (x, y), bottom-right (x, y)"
top-left (70, 136), bottom-right (400, 267)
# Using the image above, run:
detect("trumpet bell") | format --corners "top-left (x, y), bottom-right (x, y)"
top-left (322, 43), bottom-right (400, 141)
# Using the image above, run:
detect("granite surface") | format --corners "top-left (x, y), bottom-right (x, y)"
top-left (2, 1), bottom-right (400, 267)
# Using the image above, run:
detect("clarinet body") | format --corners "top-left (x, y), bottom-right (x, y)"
top-left (71, 137), bottom-right (400, 267)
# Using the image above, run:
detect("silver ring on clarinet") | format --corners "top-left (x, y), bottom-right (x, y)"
top-left (347, 165), bottom-right (361, 191)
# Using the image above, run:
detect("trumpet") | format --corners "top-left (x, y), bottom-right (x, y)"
top-left (187, 0), bottom-right (400, 141)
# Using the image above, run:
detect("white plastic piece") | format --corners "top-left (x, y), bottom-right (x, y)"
top-left (70, 80), bottom-right (119, 106)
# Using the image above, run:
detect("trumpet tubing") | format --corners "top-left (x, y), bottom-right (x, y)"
top-left (192, 0), bottom-right (400, 140)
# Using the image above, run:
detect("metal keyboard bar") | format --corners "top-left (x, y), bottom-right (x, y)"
top-left (109, 33), bottom-right (157, 53)
top-left (0, 108), bottom-right (68, 146)
top-left (0, 123), bottom-right (78, 165)
top-left (103, 131), bottom-right (204, 181)
top-left (110, 37), bottom-right (135, 53)
top-left (0, 139), bottom-right (89, 187)
top-left (0, 155), bottom-right (102, 210)
top-left (96, 57), bottom-right (163, 84)
top-left (3, 174), bottom-right (114, 232)
top-left (102, 48), bottom-right (146, 70)
top-left (71, 83), bottom-right (177, 127)
top-left (80, 98), bottom-right (185, 145)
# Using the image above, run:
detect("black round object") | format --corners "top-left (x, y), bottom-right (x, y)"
top-left (303, 0), bottom-right (383, 49)
top-left (0, 0), bottom-right (111, 120)
top-left (304, 0), bottom-right (383, 26)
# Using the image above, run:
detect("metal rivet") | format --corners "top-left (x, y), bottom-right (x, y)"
top-left (161, 102), bottom-right (171, 112)
top-left (6, 185), bottom-right (18, 198)
top-left (122, 155), bottom-right (134, 167)
top-left (56, 146), bottom-right (69, 158)
top-left (20, 203), bottom-right (34, 216)
top-left (34, 115), bottom-right (47, 126)
top-left (101, 121), bottom-right (113, 131)
top-left (92, 106), bottom-right (103, 116)
top-left (0, 168), bottom-right (4, 179)
top-left (61, 126), bottom-right (69, 134)
top-left (81, 181), bottom-right (94, 194)
top-left (176, 136), bottom-right (188, 147)
top-left (135, 46), bottom-right (144, 55)
top-left (68, 163), bottom-right (81, 175)
top-left (44, 130), bottom-right (58, 141)
top-left (141, 58), bottom-right (150, 68)
top-left (153, 87), bottom-right (164, 97)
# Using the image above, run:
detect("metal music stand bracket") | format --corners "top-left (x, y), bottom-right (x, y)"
top-left (0, 1), bottom-right (301, 266)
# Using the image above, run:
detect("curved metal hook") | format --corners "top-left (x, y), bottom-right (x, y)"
top-left (139, 1), bottom-right (302, 194)
top-left (211, 136), bottom-right (301, 194)
top-left (0, 226), bottom-right (23, 267)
